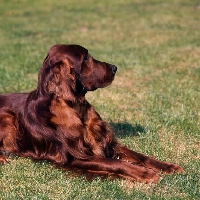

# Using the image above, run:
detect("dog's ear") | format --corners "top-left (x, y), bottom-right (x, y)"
top-left (38, 57), bottom-right (76, 101)
top-left (47, 59), bottom-right (76, 100)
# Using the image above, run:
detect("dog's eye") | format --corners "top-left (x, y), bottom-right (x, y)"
top-left (84, 54), bottom-right (90, 61)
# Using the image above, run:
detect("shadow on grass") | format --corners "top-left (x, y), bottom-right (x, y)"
top-left (109, 122), bottom-right (146, 138)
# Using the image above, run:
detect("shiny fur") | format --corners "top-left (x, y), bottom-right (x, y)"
top-left (0, 44), bottom-right (184, 183)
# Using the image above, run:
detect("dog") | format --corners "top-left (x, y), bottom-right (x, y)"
top-left (0, 44), bottom-right (184, 183)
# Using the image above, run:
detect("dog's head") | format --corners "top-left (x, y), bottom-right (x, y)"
top-left (37, 44), bottom-right (117, 100)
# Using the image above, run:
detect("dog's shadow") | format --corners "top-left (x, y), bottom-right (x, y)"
top-left (109, 122), bottom-right (146, 138)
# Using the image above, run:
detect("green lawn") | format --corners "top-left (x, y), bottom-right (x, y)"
top-left (0, 0), bottom-right (199, 199)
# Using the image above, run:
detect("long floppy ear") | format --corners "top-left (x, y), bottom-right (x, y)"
top-left (48, 59), bottom-right (77, 100)
top-left (38, 58), bottom-right (76, 101)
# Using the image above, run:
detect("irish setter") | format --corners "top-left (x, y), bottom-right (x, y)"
top-left (0, 44), bottom-right (184, 183)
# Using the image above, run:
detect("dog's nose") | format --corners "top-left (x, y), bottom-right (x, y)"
top-left (112, 65), bottom-right (117, 74)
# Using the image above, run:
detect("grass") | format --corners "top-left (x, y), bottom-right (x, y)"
top-left (0, 0), bottom-right (199, 199)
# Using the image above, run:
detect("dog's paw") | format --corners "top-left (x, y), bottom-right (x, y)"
top-left (161, 163), bottom-right (185, 174)
top-left (136, 168), bottom-right (160, 184)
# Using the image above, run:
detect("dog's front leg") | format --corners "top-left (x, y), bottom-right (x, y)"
top-left (71, 157), bottom-right (160, 183)
top-left (115, 144), bottom-right (185, 174)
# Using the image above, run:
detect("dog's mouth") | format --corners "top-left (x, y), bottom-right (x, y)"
top-left (83, 77), bottom-right (114, 92)
top-left (87, 86), bottom-right (98, 91)
top-left (78, 64), bottom-right (117, 93)
top-left (81, 84), bottom-right (98, 92)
